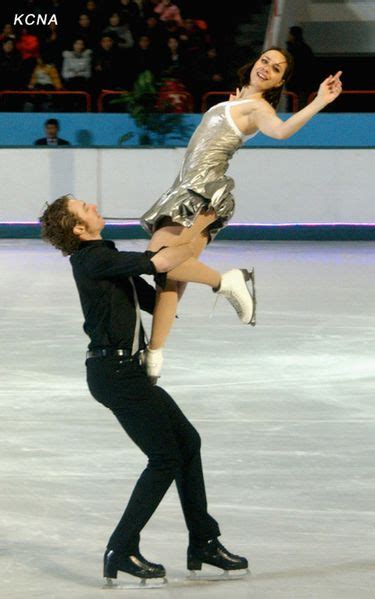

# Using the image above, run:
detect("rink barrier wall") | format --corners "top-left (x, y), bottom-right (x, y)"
top-left (2, 223), bottom-right (375, 241)
top-left (1, 143), bottom-right (374, 241)
top-left (0, 113), bottom-right (373, 147)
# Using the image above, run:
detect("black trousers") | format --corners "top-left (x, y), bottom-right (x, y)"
top-left (86, 356), bottom-right (220, 554)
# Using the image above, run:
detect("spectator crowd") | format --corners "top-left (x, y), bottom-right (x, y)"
top-left (0, 0), bottom-right (227, 111)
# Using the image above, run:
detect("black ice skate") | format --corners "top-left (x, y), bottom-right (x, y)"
top-left (187, 538), bottom-right (250, 581)
top-left (215, 268), bottom-right (256, 326)
top-left (103, 548), bottom-right (167, 589)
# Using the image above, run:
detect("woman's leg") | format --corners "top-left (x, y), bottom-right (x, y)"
top-left (149, 230), bottom-right (214, 350)
top-left (147, 210), bottom-right (218, 351)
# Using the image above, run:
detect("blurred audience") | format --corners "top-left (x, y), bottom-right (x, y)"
top-left (0, 0), bottom-right (232, 112)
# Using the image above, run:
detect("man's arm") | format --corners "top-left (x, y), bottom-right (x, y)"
top-left (150, 243), bottom-right (194, 273)
top-left (133, 276), bottom-right (156, 314)
top-left (83, 241), bottom-right (194, 280)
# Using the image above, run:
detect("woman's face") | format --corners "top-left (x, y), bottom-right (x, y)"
top-left (250, 50), bottom-right (287, 90)
top-left (109, 13), bottom-right (120, 26)
top-left (3, 39), bottom-right (14, 53)
top-left (3, 23), bottom-right (13, 35)
top-left (139, 36), bottom-right (150, 50)
top-left (168, 37), bottom-right (178, 52)
top-left (79, 14), bottom-right (90, 28)
top-left (73, 39), bottom-right (85, 53)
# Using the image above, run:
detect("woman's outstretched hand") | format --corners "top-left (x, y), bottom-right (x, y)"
top-left (229, 87), bottom-right (241, 101)
top-left (316, 71), bottom-right (343, 105)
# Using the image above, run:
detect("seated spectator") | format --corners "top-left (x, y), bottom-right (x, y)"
top-left (28, 54), bottom-right (62, 90)
top-left (0, 23), bottom-right (16, 43)
top-left (40, 22), bottom-right (63, 69)
top-left (81, 0), bottom-right (104, 30)
top-left (163, 19), bottom-right (184, 40)
top-left (117, 0), bottom-right (142, 34)
top-left (154, 0), bottom-right (182, 26)
top-left (132, 34), bottom-right (159, 82)
top-left (16, 26), bottom-right (40, 61)
top-left (26, 53), bottom-right (63, 112)
top-left (73, 13), bottom-right (98, 49)
top-left (143, 16), bottom-right (166, 54)
top-left (161, 35), bottom-right (186, 81)
top-left (185, 45), bottom-right (225, 110)
top-left (16, 26), bottom-right (40, 82)
top-left (62, 38), bottom-right (92, 90)
top-left (0, 37), bottom-right (23, 90)
top-left (103, 12), bottom-right (134, 50)
top-left (179, 17), bottom-right (209, 56)
top-left (34, 118), bottom-right (70, 146)
top-left (142, 0), bottom-right (161, 19)
top-left (93, 35), bottom-right (123, 91)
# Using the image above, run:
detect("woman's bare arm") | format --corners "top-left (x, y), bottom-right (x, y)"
top-left (253, 71), bottom-right (343, 140)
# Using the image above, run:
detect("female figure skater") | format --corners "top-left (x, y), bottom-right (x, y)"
top-left (141, 47), bottom-right (342, 378)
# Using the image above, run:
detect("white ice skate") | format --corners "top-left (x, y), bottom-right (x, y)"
top-left (215, 268), bottom-right (256, 325)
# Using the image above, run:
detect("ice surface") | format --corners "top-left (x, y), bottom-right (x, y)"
top-left (1, 239), bottom-right (375, 598)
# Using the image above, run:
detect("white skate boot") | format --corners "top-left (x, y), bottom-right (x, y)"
top-left (143, 346), bottom-right (163, 385)
top-left (215, 268), bottom-right (256, 325)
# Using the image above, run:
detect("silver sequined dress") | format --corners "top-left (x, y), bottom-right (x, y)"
top-left (140, 99), bottom-right (258, 240)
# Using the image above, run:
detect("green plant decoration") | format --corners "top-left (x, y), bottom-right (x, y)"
top-left (111, 70), bottom-right (193, 146)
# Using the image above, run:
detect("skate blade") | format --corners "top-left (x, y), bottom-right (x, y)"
top-left (186, 568), bottom-right (250, 582)
top-left (103, 576), bottom-right (167, 589)
top-left (241, 267), bottom-right (256, 326)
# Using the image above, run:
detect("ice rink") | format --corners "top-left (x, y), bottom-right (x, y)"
top-left (1, 238), bottom-right (375, 599)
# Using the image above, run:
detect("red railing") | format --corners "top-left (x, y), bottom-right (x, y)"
top-left (1, 89), bottom-right (372, 114)
top-left (308, 90), bottom-right (375, 107)
top-left (201, 90), bottom-right (299, 113)
top-left (97, 89), bottom-right (194, 113)
top-left (0, 90), bottom-right (92, 111)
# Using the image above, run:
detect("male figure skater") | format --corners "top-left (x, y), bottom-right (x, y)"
top-left (39, 194), bottom-right (250, 584)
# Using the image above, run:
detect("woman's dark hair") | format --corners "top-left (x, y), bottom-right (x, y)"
top-left (39, 195), bottom-right (83, 256)
top-left (238, 47), bottom-right (294, 108)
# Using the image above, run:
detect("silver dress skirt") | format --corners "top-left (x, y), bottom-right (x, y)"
top-left (141, 100), bottom-right (255, 241)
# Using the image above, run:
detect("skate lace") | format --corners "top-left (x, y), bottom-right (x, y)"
top-left (210, 294), bottom-right (220, 319)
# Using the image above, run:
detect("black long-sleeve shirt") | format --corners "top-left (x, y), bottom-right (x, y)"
top-left (70, 239), bottom-right (156, 352)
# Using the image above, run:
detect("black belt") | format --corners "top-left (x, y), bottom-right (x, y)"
top-left (86, 348), bottom-right (141, 360)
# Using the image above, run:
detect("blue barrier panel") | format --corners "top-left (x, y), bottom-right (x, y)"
top-left (0, 113), bottom-right (373, 148)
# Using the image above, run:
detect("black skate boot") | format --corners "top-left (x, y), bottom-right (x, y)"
top-left (187, 538), bottom-right (249, 580)
top-left (103, 547), bottom-right (167, 588)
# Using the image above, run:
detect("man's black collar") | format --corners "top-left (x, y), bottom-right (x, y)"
top-left (78, 239), bottom-right (116, 249)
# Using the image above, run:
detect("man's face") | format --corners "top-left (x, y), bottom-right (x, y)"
top-left (101, 36), bottom-right (113, 51)
top-left (45, 124), bottom-right (58, 138)
top-left (68, 198), bottom-right (105, 238)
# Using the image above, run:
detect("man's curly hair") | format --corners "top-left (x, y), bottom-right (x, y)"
top-left (39, 195), bottom-right (83, 256)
